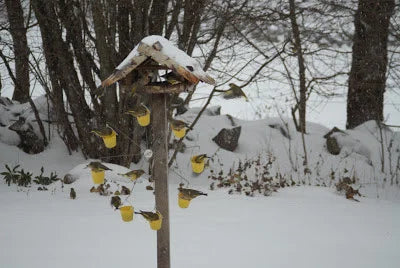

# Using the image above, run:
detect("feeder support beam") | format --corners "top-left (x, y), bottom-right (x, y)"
top-left (151, 93), bottom-right (170, 268)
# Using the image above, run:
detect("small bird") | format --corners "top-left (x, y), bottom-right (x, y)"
top-left (192, 154), bottom-right (209, 163)
top-left (110, 196), bottom-right (121, 209)
top-left (118, 169), bottom-right (145, 181)
top-left (223, 83), bottom-right (249, 101)
top-left (178, 187), bottom-right (207, 200)
top-left (91, 126), bottom-right (113, 138)
top-left (135, 210), bottom-right (161, 222)
top-left (120, 186), bottom-right (131, 195)
top-left (87, 161), bottom-right (112, 172)
top-left (125, 104), bottom-right (149, 117)
top-left (161, 71), bottom-right (185, 85)
top-left (170, 118), bottom-right (191, 131)
top-left (70, 188), bottom-right (76, 199)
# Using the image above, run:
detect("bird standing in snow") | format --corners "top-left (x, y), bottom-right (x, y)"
top-left (70, 188), bottom-right (76, 199)
top-left (110, 196), bottom-right (121, 209)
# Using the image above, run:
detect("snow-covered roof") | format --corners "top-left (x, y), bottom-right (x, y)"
top-left (101, 35), bottom-right (215, 88)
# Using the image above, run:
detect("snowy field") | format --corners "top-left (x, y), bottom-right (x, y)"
top-left (1, 175), bottom-right (399, 268)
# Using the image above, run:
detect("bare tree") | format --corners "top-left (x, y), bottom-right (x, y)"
top-left (347, 0), bottom-right (395, 129)
top-left (4, 0), bottom-right (30, 103)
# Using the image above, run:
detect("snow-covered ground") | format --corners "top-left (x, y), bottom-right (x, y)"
top-left (1, 174), bottom-right (399, 268)
top-left (1, 102), bottom-right (400, 267)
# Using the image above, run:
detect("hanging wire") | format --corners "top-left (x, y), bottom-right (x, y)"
top-left (170, 168), bottom-right (190, 186)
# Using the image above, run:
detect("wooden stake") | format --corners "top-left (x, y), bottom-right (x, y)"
top-left (151, 93), bottom-right (170, 268)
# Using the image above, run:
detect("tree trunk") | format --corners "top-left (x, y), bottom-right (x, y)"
top-left (289, 0), bottom-right (307, 134)
top-left (346, 0), bottom-right (395, 129)
top-left (152, 93), bottom-right (170, 268)
top-left (5, 0), bottom-right (30, 103)
top-left (32, 0), bottom-right (96, 156)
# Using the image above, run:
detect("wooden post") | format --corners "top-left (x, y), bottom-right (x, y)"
top-left (151, 93), bottom-right (170, 268)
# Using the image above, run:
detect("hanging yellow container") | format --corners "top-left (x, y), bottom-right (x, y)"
top-left (178, 194), bottom-right (191, 209)
top-left (120, 206), bottom-right (134, 222)
top-left (191, 156), bottom-right (205, 174)
top-left (91, 170), bottom-right (105, 184)
top-left (149, 212), bottom-right (162, 230)
top-left (136, 108), bottom-right (150, 127)
top-left (101, 130), bottom-right (117, 148)
top-left (172, 127), bottom-right (186, 139)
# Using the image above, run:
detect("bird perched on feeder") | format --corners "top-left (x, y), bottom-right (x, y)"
top-left (161, 71), bottom-right (185, 85)
top-left (170, 118), bottom-right (191, 131)
top-left (178, 187), bottom-right (208, 200)
top-left (110, 196), bottom-right (121, 210)
top-left (192, 154), bottom-right (209, 163)
top-left (118, 169), bottom-right (145, 181)
top-left (70, 188), bottom-right (76, 199)
top-left (135, 210), bottom-right (161, 221)
top-left (125, 104), bottom-right (148, 117)
top-left (223, 83), bottom-right (249, 101)
top-left (86, 161), bottom-right (112, 172)
top-left (91, 126), bottom-right (113, 137)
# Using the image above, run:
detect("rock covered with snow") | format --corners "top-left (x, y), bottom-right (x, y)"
top-left (212, 126), bottom-right (241, 151)
top-left (0, 95), bottom-right (52, 152)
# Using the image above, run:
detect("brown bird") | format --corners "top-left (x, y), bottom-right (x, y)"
top-left (125, 104), bottom-right (149, 117)
top-left (192, 154), bottom-right (209, 163)
top-left (135, 210), bottom-right (161, 221)
top-left (178, 187), bottom-right (207, 200)
top-left (86, 162), bottom-right (112, 172)
top-left (120, 186), bottom-right (131, 195)
top-left (91, 126), bottom-right (113, 137)
top-left (223, 83), bottom-right (249, 101)
top-left (170, 118), bottom-right (191, 130)
top-left (110, 196), bottom-right (122, 209)
top-left (70, 188), bottom-right (76, 199)
top-left (161, 71), bottom-right (185, 85)
top-left (118, 169), bottom-right (145, 181)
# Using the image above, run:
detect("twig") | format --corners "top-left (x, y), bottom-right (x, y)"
top-left (168, 86), bottom-right (217, 167)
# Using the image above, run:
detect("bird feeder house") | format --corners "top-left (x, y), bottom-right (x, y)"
top-left (100, 35), bottom-right (215, 94)
top-left (99, 35), bottom-right (215, 268)
top-left (91, 170), bottom-right (105, 184)
top-left (120, 205), bottom-right (134, 222)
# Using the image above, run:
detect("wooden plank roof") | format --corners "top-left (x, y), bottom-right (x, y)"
top-left (101, 35), bottom-right (215, 88)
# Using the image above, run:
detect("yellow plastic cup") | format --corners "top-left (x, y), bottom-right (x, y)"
top-left (149, 212), bottom-right (162, 230)
top-left (172, 127), bottom-right (186, 139)
top-left (191, 157), bottom-right (205, 174)
top-left (91, 170), bottom-right (105, 184)
top-left (136, 109), bottom-right (150, 127)
top-left (178, 197), bottom-right (191, 209)
top-left (102, 130), bottom-right (117, 148)
top-left (120, 206), bottom-right (134, 222)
